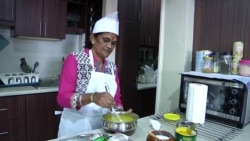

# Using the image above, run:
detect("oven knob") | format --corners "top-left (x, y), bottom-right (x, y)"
top-left (229, 107), bottom-right (238, 115)
top-left (231, 89), bottom-right (238, 95)
top-left (229, 99), bottom-right (238, 105)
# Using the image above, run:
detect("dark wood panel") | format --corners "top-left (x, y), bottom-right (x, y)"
top-left (0, 0), bottom-right (15, 26)
top-left (192, 0), bottom-right (250, 69)
top-left (118, 0), bottom-right (140, 22)
top-left (26, 93), bottom-right (62, 141)
top-left (0, 95), bottom-right (26, 120)
top-left (137, 88), bottom-right (156, 117)
top-left (0, 118), bottom-right (27, 141)
top-left (116, 20), bottom-right (140, 112)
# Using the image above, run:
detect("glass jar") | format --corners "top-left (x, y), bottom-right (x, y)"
top-left (239, 59), bottom-right (250, 76)
top-left (202, 56), bottom-right (214, 73)
top-left (213, 52), bottom-right (220, 73)
top-left (220, 54), bottom-right (232, 74)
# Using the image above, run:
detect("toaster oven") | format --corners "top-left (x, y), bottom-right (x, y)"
top-left (179, 72), bottom-right (250, 128)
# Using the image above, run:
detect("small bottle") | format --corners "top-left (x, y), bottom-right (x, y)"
top-left (213, 52), bottom-right (220, 73)
top-left (220, 52), bottom-right (232, 74)
top-left (202, 56), bottom-right (214, 73)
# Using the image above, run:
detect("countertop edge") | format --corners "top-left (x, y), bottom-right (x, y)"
top-left (0, 87), bottom-right (58, 97)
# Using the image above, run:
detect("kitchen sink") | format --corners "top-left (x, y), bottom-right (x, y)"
top-left (33, 78), bottom-right (59, 89)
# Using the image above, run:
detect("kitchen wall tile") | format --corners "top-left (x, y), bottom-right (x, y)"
top-left (0, 26), bottom-right (84, 78)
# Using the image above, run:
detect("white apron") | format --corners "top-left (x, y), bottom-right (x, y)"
top-left (58, 50), bottom-right (117, 138)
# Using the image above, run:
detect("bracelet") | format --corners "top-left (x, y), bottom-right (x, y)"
top-left (90, 93), bottom-right (95, 103)
top-left (78, 94), bottom-right (83, 106)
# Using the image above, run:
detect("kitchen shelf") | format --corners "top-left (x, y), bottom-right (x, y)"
top-left (66, 0), bottom-right (87, 34)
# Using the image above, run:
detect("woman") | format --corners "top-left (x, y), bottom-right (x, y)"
top-left (57, 12), bottom-right (129, 138)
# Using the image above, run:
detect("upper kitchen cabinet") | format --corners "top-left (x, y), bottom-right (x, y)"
top-left (118, 0), bottom-right (140, 21)
top-left (12, 0), bottom-right (67, 39)
top-left (0, 0), bottom-right (15, 26)
top-left (140, 0), bottom-right (161, 48)
top-left (66, 0), bottom-right (87, 34)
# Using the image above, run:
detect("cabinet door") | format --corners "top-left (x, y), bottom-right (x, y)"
top-left (15, 0), bottom-right (43, 37)
top-left (0, 119), bottom-right (27, 141)
top-left (118, 0), bottom-right (140, 21)
top-left (43, 0), bottom-right (66, 39)
top-left (140, 0), bottom-right (161, 47)
top-left (14, 0), bottom-right (66, 39)
top-left (0, 96), bottom-right (27, 141)
top-left (0, 0), bottom-right (15, 26)
top-left (116, 20), bottom-right (140, 112)
top-left (26, 93), bottom-right (62, 141)
top-left (137, 88), bottom-right (156, 117)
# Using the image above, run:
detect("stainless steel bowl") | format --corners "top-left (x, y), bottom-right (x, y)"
top-left (102, 111), bottom-right (139, 135)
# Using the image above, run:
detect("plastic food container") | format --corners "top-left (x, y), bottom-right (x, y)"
top-left (239, 60), bottom-right (250, 76)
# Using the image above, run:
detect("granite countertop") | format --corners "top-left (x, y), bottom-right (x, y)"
top-left (0, 83), bottom-right (156, 97)
top-left (48, 114), bottom-right (250, 141)
top-left (137, 83), bottom-right (157, 90)
top-left (0, 86), bottom-right (58, 97)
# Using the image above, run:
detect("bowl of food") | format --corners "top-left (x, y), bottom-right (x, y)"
top-left (147, 130), bottom-right (175, 141)
top-left (102, 111), bottom-right (139, 135)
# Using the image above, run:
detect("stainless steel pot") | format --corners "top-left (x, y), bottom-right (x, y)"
top-left (102, 111), bottom-right (139, 135)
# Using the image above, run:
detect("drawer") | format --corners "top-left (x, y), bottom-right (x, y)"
top-left (0, 96), bottom-right (26, 120)
top-left (0, 118), bottom-right (27, 141)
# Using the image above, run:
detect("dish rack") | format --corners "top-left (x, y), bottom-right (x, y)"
top-left (0, 72), bottom-right (40, 87)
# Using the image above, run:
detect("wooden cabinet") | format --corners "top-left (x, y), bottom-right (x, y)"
top-left (66, 0), bottom-right (88, 34)
top-left (13, 0), bottom-right (67, 39)
top-left (140, 0), bottom-right (161, 47)
top-left (0, 0), bottom-right (15, 26)
top-left (26, 92), bottom-right (62, 141)
top-left (117, 0), bottom-right (141, 112)
top-left (137, 88), bottom-right (156, 117)
top-left (117, 0), bottom-right (159, 113)
top-left (118, 0), bottom-right (140, 21)
top-left (0, 92), bottom-right (62, 141)
top-left (0, 96), bottom-right (27, 141)
top-left (192, 0), bottom-right (250, 69)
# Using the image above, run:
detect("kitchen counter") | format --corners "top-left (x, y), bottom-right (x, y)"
top-left (137, 83), bottom-right (157, 90)
top-left (48, 112), bottom-right (250, 141)
top-left (0, 86), bottom-right (58, 97)
top-left (0, 83), bottom-right (156, 97)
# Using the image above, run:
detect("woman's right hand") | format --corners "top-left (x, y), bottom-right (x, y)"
top-left (93, 92), bottom-right (115, 108)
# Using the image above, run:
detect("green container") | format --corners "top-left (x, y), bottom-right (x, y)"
top-left (175, 127), bottom-right (197, 141)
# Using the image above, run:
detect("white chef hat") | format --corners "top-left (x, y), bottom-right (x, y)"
top-left (92, 11), bottom-right (119, 36)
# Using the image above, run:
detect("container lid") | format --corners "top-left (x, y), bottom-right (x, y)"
top-left (163, 113), bottom-right (181, 121)
top-left (239, 59), bottom-right (250, 65)
top-left (203, 56), bottom-right (213, 60)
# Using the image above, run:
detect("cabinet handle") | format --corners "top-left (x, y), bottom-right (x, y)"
top-left (39, 22), bottom-right (42, 36)
top-left (0, 132), bottom-right (8, 135)
top-left (0, 108), bottom-right (8, 111)
top-left (148, 35), bottom-right (151, 45)
top-left (11, 1), bottom-right (14, 19)
top-left (138, 9), bottom-right (141, 21)
top-left (44, 22), bottom-right (47, 36)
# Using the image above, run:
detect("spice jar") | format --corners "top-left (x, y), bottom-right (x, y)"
top-left (213, 52), bottom-right (220, 73)
top-left (238, 59), bottom-right (250, 76)
top-left (220, 54), bottom-right (232, 74)
top-left (202, 56), bottom-right (213, 73)
top-left (233, 41), bottom-right (244, 59)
